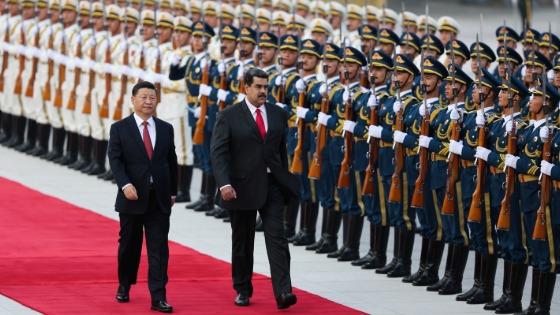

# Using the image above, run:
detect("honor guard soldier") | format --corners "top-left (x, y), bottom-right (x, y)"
top-left (66, 1), bottom-right (96, 171)
top-left (189, 0), bottom-right (202, 22)
top-left (257, 31), bottom-right (279, 100)
top-left (1, 0), bottom-right (22, 147)
top-left (294, 0), bottom-right (309, 18)
top-left (143, 0), bottom-right (156, 11)
top-left (495, 46), bottom-right (523, 83)
top-left (120, 6), bottom-right (141, 110)
top-left (272, 10), bottom-right (287, 38)
top-left (312, 42), bottom-right (344, 254)
top-left (399, 11), bottom-right (417, 34)
top-left (520, 27), bottom-right (540, 52)
top-left (522, 50), bottom-right (552, 122)
top-left (377, 8), bottom-right (398, 31)
top-left (239, 3), bottom-right (255, 29)
top-left (438, 39), bottom-right (469, 106)
top-left (365, 5), bottom-right (379, 28)
top-left (159, 0), bottom-right (174, 14)
top-left (15, 0), bottom-right (39, 153)
top-left (346, 4), bottom-right (363, 49)
top-left (449, 67), bottom-right (502, 305)
top-left (169, 20), bottom-right (216, 212)
top-left (492, 25), bottom-right (520, 79)
top-left (329, 1), bottom-right (345, 46)
top-left (273, 0), bottom-right (291, 14)
top-left (291, 38), bottom-right (323, 246)
top-left (220, 3), bottom-right (235, 26)
top-left (474, 75), bottom-right (530, 314)
top-left (308, 18), bottom-right (333, 82)
top-left (260, 0), bottom-right (273, 12)
top-left (377, 28), bottom-right (399, 58)
top-left (202, 1), bottom-right (219, 61)
top-left (285, 13), bottom-right (307, 37)
top-left (350, 50), bottom-right (392, 270)
top-left (129, 0), bottom-right (141, 11)
top-left (309, 1), bottom-right (328, 21)
top-left (25, 0), bottom-right (52, 157)
top-left (538, 32), bottom-right (560, 82)
top-left (415, 14), bottom-right (437, 39)
top-left (465, 41), bottom-right (496, 112)
top-left (256, 8), bottom-right (272, 33)
top-left (399, 32), bottom-right (420, 62)
top-left (436, 16), bottom-right (460, 47)
top-left (0, 0), bottom-right (9, 143)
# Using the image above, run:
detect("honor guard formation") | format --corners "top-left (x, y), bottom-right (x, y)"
top-left (1, 0), bottom-right (560, 314)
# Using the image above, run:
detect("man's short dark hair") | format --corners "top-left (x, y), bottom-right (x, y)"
top-left (132, 81), bottom-right (157, 96)
top-left (244, 68), bottom-right (268, 86)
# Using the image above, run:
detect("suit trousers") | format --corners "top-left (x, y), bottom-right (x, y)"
top-left (229, 175), bottom-right (292, 299)
top-left (118, 189), bottom-right (170, 301)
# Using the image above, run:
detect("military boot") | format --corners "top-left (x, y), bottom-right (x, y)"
top-left (327, 213), bottom-right (349, 258)
top-left (316, 209), bottom-right (341, 254)
top-left (5, 116), bottom-right (26, 148)
top-left (352, 223), bottom-right (376, 266)
top-left (484, 260), bottom-right (512, 310)
top-left (467, 253), bottom-right (498, 304)
top-left (413, 239), bottom-right (445, 286)
top-left (186, 172), bottom-right (207, 209)
top-left (404, 236), bottom-right (429, 283)
top-left (337, 215), bottom-right (364, 261)
top-left (306, 207), bottom-right (328, 251)
top-left (388, 229), bottom-right (415, 278)
top-left (28, 123), bottom-right (50, 156)
top-left (457, 251), bottom-right (482, 301)
top-left (439, 244), bottom-right (470, 295)
top-left (426, 243), bottom-right (453, 291)
top-left (294, 202), bottom-right (319, 246)
top-left (533, 271), bottom-right (556, 315)
top-left (15, 119), bottom-right (36, 152)
top-left (495, 262), bottom-right (528, 314)
top-left (362, 225), bottom-right (389, 270)
top-left (515, 267), bottom-right (540, 314)
top-left (376, 227), bottom-right (400, 274)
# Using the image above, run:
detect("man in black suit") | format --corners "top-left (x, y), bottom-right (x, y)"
top-left (108, 81), bottom-right (178, 313)
top-left (211, 68), bottom-right (300, 309)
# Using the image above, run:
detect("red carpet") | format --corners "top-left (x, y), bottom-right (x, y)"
top-left (0, 177), bottom-right (365, 314)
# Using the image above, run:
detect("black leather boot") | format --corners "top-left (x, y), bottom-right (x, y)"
top-left (457, 251), bottom-right (482, 301)
top-left (15, 119), bottom-right (36, 152)
top-left (86, 140), bottom-right (107, 175)
top-left (515, 267), bottom-right (540, 314)
top-left (42, 128), bottom-right (65, 161)
top-left (175, 165), bottom-right (190, 203)
top-left (182, 165), bottom-right (193, 203)
top-left (388, 229), bottom-right (415, 278)
top-left (316, 209), bottom-right (341, 254)
top-left (28, 123), bottom-right (50, 156)
top-left (414, 239), bottom-right (445, 286)
top-left (195, 172), bottom-right (216, 212)
top-left (287, 202), bottom-right (304, 242)
top-left (327, 213), bottom-right (349, 258)
top-left (186, 172), bottom-right (207, 209)
top-left (338, 215), bottom-right (364, 261)
top-left (307, 207), bottom-right (328, 251)
top-left (0, 112), bottom-right (12, 143)
top-left (5, 116), bottom-right (26, 148)
top-left (69, 135), bottom-right (92, 171)
top-left (533, 271), bottom-right (556, 315)
top-left (294, 202), bottom-right (319, 246)
top-left (467, 253), bottom-right (497, 304)
top-left (404, 236), bottom-right (429, 283)
top-left (495, 262), bottom-right (528, 314)
top-left (352, 223), bottom-right (375, 266)
top-left (426, 243), bottom-right (453, 291)
top-left (55, 132), bottom-right (78, 166)
top-left (376, 227), bottom-right (399, 274)
top-left (484, 259), bottom-right (512, 310)
top-left (439, 244), bottom-right (469, 295)
top-left (362, 225), bottom-right (389, 270)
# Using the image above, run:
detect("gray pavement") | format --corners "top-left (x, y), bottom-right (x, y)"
top-left (0, 143), bottom-right (559, 314)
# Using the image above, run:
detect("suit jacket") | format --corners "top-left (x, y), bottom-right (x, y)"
top-left (108, 114), bottom-right (178, 215)
top-left (211, 100), bottom-right (300, 210)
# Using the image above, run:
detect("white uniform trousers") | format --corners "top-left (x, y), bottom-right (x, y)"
top-left (158, 91), bottom-right (193, 166)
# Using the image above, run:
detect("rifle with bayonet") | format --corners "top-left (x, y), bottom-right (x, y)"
top-left (388, 52), bottom-right (404, 203)
top-left (25, 10), bottom-right (40, 98)
top-left (42, 11), bottom-right (54, 101)
top-left (359, 0), bottom-right (369, 88)
top-left (154, 3), bottom-right (161, 106)
top-left (237, 4), bottom-right (247, 101)
top-left (137, 3), bottom-right (145, 83)
top-left (99, 6), bottom-right (111, 118)
top-left (83, 3), bottom-right (96, 115)
top-left (338, 40), bottom-right (353, 189)
top-left (53, 5), bottom-right (65, 108)
top-left (468, 33), bottom-right (489, 222)
top-left (193, 15), bottom-right (210, 145)
top-left (218, 1), bottom-right (227, 111)
top-left (14, 8), bottom-right (25, 96)
top-left (362, 31), bottom-right (379, 196)
top-left (291, 29), bottom-right (305, 174)
top-left (0, 6), bottom-right (9, 93)
top-left (67, 19), bottom-right (82, 111)
top-left (113, 8), bottom-right (129, 121)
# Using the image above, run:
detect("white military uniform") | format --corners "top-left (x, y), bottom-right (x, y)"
top-left (102, 31), bottom-right (124, 139)
top-left (44, 21), bottom-right (64, 129)
top-left (3, 13), bottom-right (22, 116)
top-left (59, 23), bottom-right (81, 133)
top-left (18, 17), bottom-right (38, 119)
top-left (88, 28), bottom-right (108, 141)
top-left (27, 18), bottom-right (51, 125)
top-left (74, 26), bottom-right (94, 137)
top-left (0, 12), bottom-right (8, 110)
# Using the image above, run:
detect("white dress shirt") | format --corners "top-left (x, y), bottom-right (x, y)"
top-left (122, 114), bottom-right (157, 191)
top-left (245, 98), bottom-right (268, 132)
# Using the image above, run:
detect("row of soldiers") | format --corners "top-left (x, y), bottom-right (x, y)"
top-left (0, 0), bottom-right (559, 314)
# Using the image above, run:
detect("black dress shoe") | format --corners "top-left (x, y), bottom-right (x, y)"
top-left (234, 293), bottom-right (250, 306)
top-left (276, 292), bottom-right (297, 309)
top-left (116, 284), bottom-right (130, 303)
top-left (151, 301), bottom-right (173, 313)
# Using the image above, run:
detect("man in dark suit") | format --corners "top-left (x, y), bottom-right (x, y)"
top-left (108, 81), bottom-right (178, 313)
top-left (211, 68), bottom-right (300, 309)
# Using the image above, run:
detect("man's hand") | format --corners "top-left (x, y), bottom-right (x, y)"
top-left (123, 185), bottom-right (138, 201)
top-left (220, 186), bottom-right (237, 201)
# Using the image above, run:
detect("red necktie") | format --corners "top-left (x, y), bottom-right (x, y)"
top-left (142, 121), bottom-right (153, 159)
top-left (255, 108), bottom-right (266, 140)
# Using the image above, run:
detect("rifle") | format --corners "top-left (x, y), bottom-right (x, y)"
top-left (137, 4), bottom-right (145, 83)
top-left (468, 33), bottom-right (488, 222)
top-left (14, 8), bottom-right (26, 95)
top-left (192, 19), bottom-right (210, 145)
top-left (441, 35), bottom-right (461, 216)
top-left (99, 6), bottom-right (111, 118)
top-left (411, 4), bottom-right (430, 208)
top-left (401, 2), bottom-right (410, 59)
top-left (25, 12), bottom-right (40, 98)
top-left (83, 3), bottom-right (96, 115)
top-left (362, 36), bottom-right (379, 195)
top-left (42, 12), bottom-right (54, 101)
top-left (338, 40), bottom-right (353, 188)
top-left (67, 20), bottom-right (82, 111)
top-left (388, 52), bottom-right (404, 203)
top-left (53, 4), bottom-right (66, 108)
top-left (275, 22), bottom-right (285, 105)
top-left (254, 0), bottom-right (261, 67)
top-left (237, 5), bottom-right (247, 99)
top-left (218, 2), bottom-right (227, 111)
top-left (497, 22), bottom-right (515, 231)
top-left (308, 35), bottom-right (328, 180)
top-left (533, 23), bottom-right (553, 241)
top-left (154, 3), bottom-right (161, 105)
top-left (359, 0), bottom-right (369, 88)
top-left (113, 8), bottom-right (129, 121)
top-left (0, 7), bottom-right (9, 93)
top-left (339, 0), bottom-right (347, 85)
top-left (291, 31), bottom-right (305, 174)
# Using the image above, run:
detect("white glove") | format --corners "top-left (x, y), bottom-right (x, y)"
top-left (199, 57), bottom-right (207, 70)
top-left (296, 106), bottom-right (309, 119)
top-left (369, 125), bottom-right (383, 138)
top-left (194, 106), bottom-right (201, 118)
top-left (342, 88), bottom-right (354, 102)
top-left (24, 46), bottom-right (34, 59)
top-left (275, 75), bottom-right (285, 87)
top-left (367, 94), bottom-right (378, 108)
top-left (171, 52), bottom-right (182, 66)
top-left (66, 59), bottom-right (75, 71)
top-left (86, 37), bottom-right (96, 48)
top-left (450, 108), bottom-right (461, 121)
top-left (317, 112), bottom-right (331, 126)
top-left (343, 120), bottom-right (356, 133)
top-left (475, 146), bottom-right (491, 161)
top-left (39, 50), bottom-right (49, 63)
top-left (476, 110), bottom-right (486, 126)
top-left (540, 160), bottom-right (554, 176)
top-left (237, 67), bottom-right (245, 79)
top-left (276, 102), bottom-right (287, 109)
top-left (449, 140), bottom-right (464, 155)
top-left (393, 100), bottom-right (402, 114)
top-left (506, 120), bottom-right (513, 133)
top-left (540, 126), bottom-right (550, 142)
top-left (319, 83), bottom-right (327, 96)
top-left (237, 93), bottom-right (246, 103)
top-left (295, 79), bottom-right (306, 93)
top-left (419, 103), bottom-right (431, 117)
top-left (94, 62), bottom-right (104, 75)
top-left (218, 62), bottom-right (226, 74)
top-left (505, 154), bottom-right (519, 169)
top-left (419, 135), bottom-right (432, 148)
top-left (393, 130), bottom-right (407, 144)
top-left (199, 84), bottom-right (212, 97)
top-left (217, 89), bottom-right (229, 102)
top-left (112, 65), bottom-right (122, 78)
